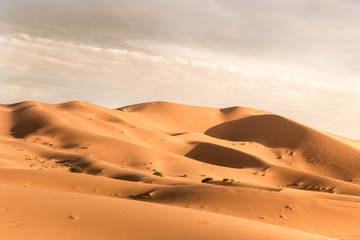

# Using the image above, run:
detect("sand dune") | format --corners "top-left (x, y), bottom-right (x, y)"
top-left (1, 101), bottom-right (360, 239)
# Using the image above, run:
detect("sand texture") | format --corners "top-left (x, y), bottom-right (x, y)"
top-left (1, 101), bottom-right (360, 240)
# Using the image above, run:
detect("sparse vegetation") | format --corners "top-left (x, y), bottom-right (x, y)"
top-left (223, 178), bottom-right (229, 182)
top-left (182, 174), bottom-right (187, 177)
top-left (202, 177), bottom-right (213, 183)
top-left (153, 171), bottom-right (163, 177)
top-left (69, 166), bottom-right (84, 173)
top-left (231, 179), bottom-right (235, 182)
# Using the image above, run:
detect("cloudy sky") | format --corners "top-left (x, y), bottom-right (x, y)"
top-left (0, 0), bottom-right (359, 139)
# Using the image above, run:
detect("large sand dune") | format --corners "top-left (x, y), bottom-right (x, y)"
top-left (1, 101), bottom-right (360, 239)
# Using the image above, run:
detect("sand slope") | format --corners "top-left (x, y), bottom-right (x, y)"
top-left (1, 101), bottom-right (360, 239)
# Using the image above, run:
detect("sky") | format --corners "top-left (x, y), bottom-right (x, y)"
top-left (0, 0), bottom-right (359, 139)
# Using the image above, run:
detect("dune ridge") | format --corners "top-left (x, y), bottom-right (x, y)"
top-left (1, 100), bottom-right (360, 239)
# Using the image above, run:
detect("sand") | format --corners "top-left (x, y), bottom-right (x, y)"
top-left (1, 100), bottom-right (360, 240)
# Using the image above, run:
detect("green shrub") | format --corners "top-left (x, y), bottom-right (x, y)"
top-left (231, 179), bottom-right (235, 182)
top-left (153, 171), bottom-right (163, 177)
top-left (70, 166), bottom-right (84, 173)
top-left (183, 174), bottom-right (187, 177)
top-left (202, 177), bottom-right (213, 183)
top-left (223, 178), bottom-right (229, 182)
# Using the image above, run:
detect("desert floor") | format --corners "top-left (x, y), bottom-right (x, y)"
top-left (1, 101), bottom-right (360, 240)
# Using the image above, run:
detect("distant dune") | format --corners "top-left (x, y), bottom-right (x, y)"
top-left (1, 101), bottom-right (360, 239)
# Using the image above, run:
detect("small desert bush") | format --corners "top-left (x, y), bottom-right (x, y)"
top-left (69, 166), bottom-right (84, 173)
top-left (223, 178), bottom-right (229, 182)
top-left (202, 177), bottom-right (213, 183)
top-left (183, 174), bottom-right (187, 177)
top-left (153, 171), bottom-right (163, 177)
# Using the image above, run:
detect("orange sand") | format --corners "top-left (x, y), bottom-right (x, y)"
top-left (1, 101), bottom-right (360, 239)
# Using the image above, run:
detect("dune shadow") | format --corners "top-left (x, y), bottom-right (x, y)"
top-left (185, 142), bottom-right (269, 169)
top-left (205, 114), bottom-right (308, 148)
top-left (110, 173), bottom-right (144, 182)
top-left (11, 120), bottom-right (44, 138)
top-left (10, 105), bottom-right (47, 138)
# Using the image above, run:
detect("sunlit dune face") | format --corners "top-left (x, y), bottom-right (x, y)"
top-left (0, 0), bottom-right (359, 139)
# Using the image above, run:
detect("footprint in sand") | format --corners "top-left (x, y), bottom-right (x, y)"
top-left (69, 215), bottom-right (78, 220)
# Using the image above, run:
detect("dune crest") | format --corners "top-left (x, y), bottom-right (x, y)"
top-left (1, 100), bottom-right (359, 239)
